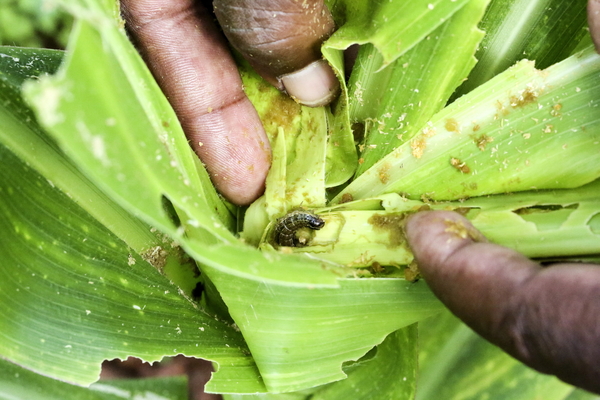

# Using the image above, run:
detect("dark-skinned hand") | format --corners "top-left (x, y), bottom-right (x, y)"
top-left (123, 0), bottom-right (600, 394)
top-left (120, 0), bottom-right (339, 205)
top-left (405, 4), bottom-right (600, 394)
top-left (406, 211), bottom-right (600, 394)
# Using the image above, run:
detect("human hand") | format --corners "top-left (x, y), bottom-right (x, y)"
top-left (120, 0), bottom-right (339, 205)
top-left (404, 6), bottom-right (600, 393)
top-left (406, 211), bottom-right (600, 394)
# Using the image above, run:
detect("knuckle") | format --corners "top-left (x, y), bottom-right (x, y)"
top-left (215, 0), bottom-right (335, 74)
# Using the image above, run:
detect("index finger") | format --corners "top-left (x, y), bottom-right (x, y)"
top-left (122, 0), bottom-right (271, 205)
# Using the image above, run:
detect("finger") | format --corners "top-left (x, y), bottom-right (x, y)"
top-left (406, 210), bottom-right (600, 394)
top-left (121, 0), bottom-right (271, 205)
top-left (213, 0), bottom-right (340, 107)
top-left (589, 0), bottom-right (600, 53)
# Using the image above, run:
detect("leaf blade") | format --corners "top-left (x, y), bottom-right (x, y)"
top-left (350, 0), bottom-right (490, 176)
top-left (335, 48), bottom-right (600, 202)
top-left (325, 0), bottom-right (473, 67)
top-left (0, 143), bottom-right (264, 391)
top-left (417, 311), bottom-right (589, 400)
top-left (454, 0), bottom-right (589, 97)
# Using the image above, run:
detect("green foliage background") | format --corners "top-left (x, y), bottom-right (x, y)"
top-left (0, 0), bottom-right (71, 48)
top-left (1, 0), bottom-right (599, 399)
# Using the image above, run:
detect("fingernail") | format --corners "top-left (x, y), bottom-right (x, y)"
top-left (280, 60), bottom-right (340, 107)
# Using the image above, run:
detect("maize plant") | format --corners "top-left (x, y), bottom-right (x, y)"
top-left (1, 0), bottom-right (599, 398)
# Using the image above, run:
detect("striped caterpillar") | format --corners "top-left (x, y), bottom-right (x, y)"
top-left (274, 210), bottom-right (325, 247)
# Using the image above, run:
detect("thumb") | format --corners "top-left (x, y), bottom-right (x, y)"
top-left (213, 0), bottom-right (340, 107)
top-left (406, 210), bottom-right (600, 394)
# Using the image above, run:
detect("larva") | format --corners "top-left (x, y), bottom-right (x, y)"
top-left (274, 210), bottom-right (325, 247)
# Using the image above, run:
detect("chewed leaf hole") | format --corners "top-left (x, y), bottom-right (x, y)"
top-left (513, 204), bottom-right (578, 231)
top-left (342, 344), bottom-right (378, 372)
top-left (513, 204), bottom-right (578, 214)
top-left (588, 212), bottom-right (600, 234)
top-left (161, 195), bottom-right (181, 228)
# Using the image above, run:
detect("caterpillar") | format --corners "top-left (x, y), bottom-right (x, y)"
top-left (274, 210), bottom-right (325, 247)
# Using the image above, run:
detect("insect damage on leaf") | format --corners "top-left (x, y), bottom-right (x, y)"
top-left (443, 219), bottom-right (486, 242)
top-left (339, 193), bottom-right (354, 203)
top-left (473, 134), bottom-right (494, 151)
top-left (378, 162), bottom-right (391, 184)
top-left (445, 118), bottom-right (460, 133)
top-left (411, 136), bottom-right (427, 159)
top-left (450, 157), bottom-right (471, 174)
top-left (495, 81), bottom-right (544, 119)
top-left (141, 245), bottom-right (168, 269)
top-left (509, 85), bottom-right (541, 108)
top-left (367, 212), bottom-right (410, 249)
top-left (273, 210), bottom-right (325, 247)
top-left (404, 260), bottom-right (420, 282)
top-left (410, 124), bottom-right (437, 159)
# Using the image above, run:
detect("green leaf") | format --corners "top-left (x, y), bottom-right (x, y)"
top-left (223, 326), bottom-right (418, 400)
top-left (23, 17), bottom-right (341, 286)
top-left (334, 47), bottom-right (600, 203)
top-left (320, 0), bottom-right (486, 185)
top-left (13, 8), bottom-right (401, 394)
top-left (325, 0), bottom-right (473, 68)
top-left (0, 46), bottom-right (64, 86)
top-left (375, 178), bottom-right (600, 260)
top-left (564, 390), bottom-right (600, 400)
top-left (0, 45), bottom-right (164, 253)
top-left (0, 46), bottom-right (205, 296)
top-left (310, 325), bottom-right (418, 400)
top-left (23, 20), bottom-right (235, 244)
top-left (349, 0), bottom-right (489, 176)
top-left (0, 358), bottom-right (189, 400)
top-left (0, 142), bottom-right (264, 392)
top-left (455, 0), bottom-right (589, 97)
top-left (0, 0), bottom-right (72, 48)
top-left (239, 57), bottom-right (355, 213)
top-left (321, 47), bottom-right (358, 189)
top-left (417, 310), bottom-right (590, 400)
top-left (457, 179), bottom-right (600, 259)
top-left (207, 266), bottom-right (442, 392)
top-left (91, 377), bottom-right (189, 400)
top-left (296, 178), bottom-right (600, 269)
top-left (5, 0), bottom-right (598, 398)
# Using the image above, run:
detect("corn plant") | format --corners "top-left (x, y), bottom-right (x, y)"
top-left (1, 0), bottom-right (599, 398)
